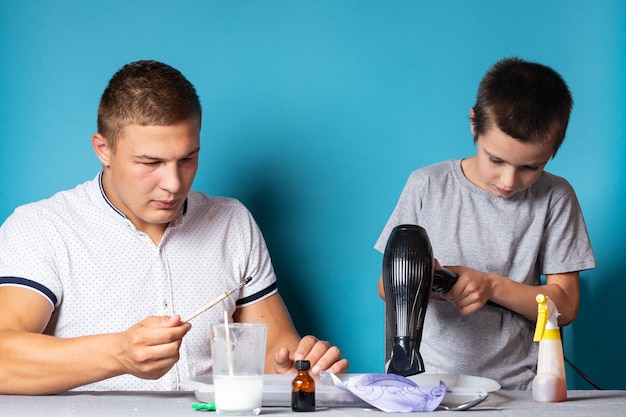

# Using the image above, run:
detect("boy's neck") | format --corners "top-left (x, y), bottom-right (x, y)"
top-left (460, 156), bottom-right (483, 190)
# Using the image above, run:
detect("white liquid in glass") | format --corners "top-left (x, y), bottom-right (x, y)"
top-left (214, 375), bottom-right (263, 415)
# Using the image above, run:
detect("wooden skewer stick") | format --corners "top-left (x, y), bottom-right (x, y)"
top-left (182, 277), bottom-right (252, 323)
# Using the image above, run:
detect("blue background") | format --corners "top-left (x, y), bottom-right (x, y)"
top-left (1, 1), bottom-right (624, 389)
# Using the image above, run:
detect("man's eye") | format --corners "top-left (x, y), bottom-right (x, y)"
top-left (490, 158), bottom-right (504, 165)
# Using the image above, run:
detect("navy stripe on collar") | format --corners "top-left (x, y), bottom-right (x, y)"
top-left (98, 171), bottom-right (189, 219)
top-left (98, 171), bottom-right (188, 218)
top-left (98, 171), bottom-right (126, 219)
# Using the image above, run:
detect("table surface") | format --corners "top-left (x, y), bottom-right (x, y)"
top-left (1, 390), bottom-right (625, 417)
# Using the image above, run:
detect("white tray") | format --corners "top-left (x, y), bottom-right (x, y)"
top-left (181, 373), bottom-right (500, 407)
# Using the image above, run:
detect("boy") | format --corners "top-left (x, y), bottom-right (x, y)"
top-left (375, 57), bottom-right (595, 390)
top-left (0, 60), bottom-right (347, 394)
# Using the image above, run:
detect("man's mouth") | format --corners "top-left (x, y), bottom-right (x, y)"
top-left (153, 199), bottom-right (178, 209)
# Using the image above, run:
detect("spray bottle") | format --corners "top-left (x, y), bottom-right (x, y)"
top-left (532, 294), bottom-right (567, 402)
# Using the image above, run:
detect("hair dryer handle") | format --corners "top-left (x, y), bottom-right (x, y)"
top-left (432, 268), bottom-right (458, 294)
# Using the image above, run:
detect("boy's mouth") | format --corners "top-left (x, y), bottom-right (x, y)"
top-left (494, 186), bottom-right (516, 197)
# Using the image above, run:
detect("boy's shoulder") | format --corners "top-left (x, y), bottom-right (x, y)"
top-left (407, 159), bottom-right (458, 183)
top-left (413, 159), bottom-right (456, 174)
top-left (532, 170), bottom-right (575, 196)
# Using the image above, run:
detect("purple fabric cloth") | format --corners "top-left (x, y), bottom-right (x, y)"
top-left (329, 373), bottom-right (446, 412)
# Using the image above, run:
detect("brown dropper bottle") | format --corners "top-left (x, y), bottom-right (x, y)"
top-left (291, 360), bottom-right (315, 412)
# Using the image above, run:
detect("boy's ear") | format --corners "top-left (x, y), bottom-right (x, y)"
top-left (91, 133), bottom-right (112, 167)
top-left (469, 107), bottom-right (476, 136)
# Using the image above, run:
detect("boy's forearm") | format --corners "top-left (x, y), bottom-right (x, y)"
top-left (490, 272), bottom-right (580, 325)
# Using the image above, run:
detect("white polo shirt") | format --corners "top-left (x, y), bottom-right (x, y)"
top-left (0, 172), bottom-right (278, 391)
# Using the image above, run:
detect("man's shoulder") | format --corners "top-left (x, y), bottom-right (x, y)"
top-left (10, 176), bottom-right (98, 219)
top-left (186, 191), bottom-right (251, 220)
top-left (187, 191), bottom-right (244, 208)
top-left (1, 176), bottom-right (101, 245)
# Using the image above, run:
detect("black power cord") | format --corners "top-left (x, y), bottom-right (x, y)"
top-left (495, 301), bottom-right (604, 390)
top-left (436, 270), bottom-right (604, 389)
top-left (559, 326), bottom-right (603, 390)
top-left (563, 354), bottom-right (603, 390)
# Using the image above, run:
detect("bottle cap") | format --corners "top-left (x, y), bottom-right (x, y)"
top-left (295, 360), bottom-right (311, 371)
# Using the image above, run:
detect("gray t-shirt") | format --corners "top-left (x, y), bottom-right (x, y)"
top-left (375, 159), bottom-right (595, 390)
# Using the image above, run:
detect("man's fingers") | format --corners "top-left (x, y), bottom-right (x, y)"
top-left (273, 347), bottom-right (293, 373)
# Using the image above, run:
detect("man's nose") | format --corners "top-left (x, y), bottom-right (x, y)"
top-left (160, 163), bottom-right (182, 193)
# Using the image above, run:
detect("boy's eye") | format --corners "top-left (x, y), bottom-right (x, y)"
top-left (489, 158), bottom-right (504, 165)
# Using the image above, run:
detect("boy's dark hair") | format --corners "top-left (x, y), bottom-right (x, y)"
top-left (97, 60), bottom-right (202, 152)
top-left (471, 57), bottom-right (572, 157)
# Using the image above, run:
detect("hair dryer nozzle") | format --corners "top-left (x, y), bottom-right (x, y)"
top-left (386, 337), bottom-right (425, 375)
top-left (383, 224), bottom-right (434, 376)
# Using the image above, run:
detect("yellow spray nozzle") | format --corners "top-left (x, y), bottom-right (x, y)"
top-left (533, 294), bottom-right (548, 342)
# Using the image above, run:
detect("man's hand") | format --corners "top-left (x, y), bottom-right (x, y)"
top-left (115, 315), bottom-right (191, 379)
top-left (273, 335), bottom-right (348, 375)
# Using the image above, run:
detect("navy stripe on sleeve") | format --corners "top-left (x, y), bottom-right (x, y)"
top-left (236, 282), bottom-right (278, 306)
top-left (0, 276), bottom-right (58, 306)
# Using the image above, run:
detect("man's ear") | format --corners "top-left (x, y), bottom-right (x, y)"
top-left (469, 107), bottom-right (476, 136)
top-left (91, 133), bottom-right (112, 166)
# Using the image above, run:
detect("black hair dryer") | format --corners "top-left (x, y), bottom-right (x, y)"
top-left (383, 224), bottom-right (436, 376)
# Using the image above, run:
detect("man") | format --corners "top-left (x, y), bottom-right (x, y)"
top-left (0, 60), bottom-right (347, 394)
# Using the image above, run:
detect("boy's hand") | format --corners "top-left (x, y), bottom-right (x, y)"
top-left (440, 266), bottom-right (494, 315)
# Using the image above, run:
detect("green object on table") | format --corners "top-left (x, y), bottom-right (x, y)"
top-left (192, 402), bottom-right (216, 411)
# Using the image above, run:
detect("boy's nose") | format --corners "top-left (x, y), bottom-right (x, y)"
top-left (500, 168), bottom-right (519, 189)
